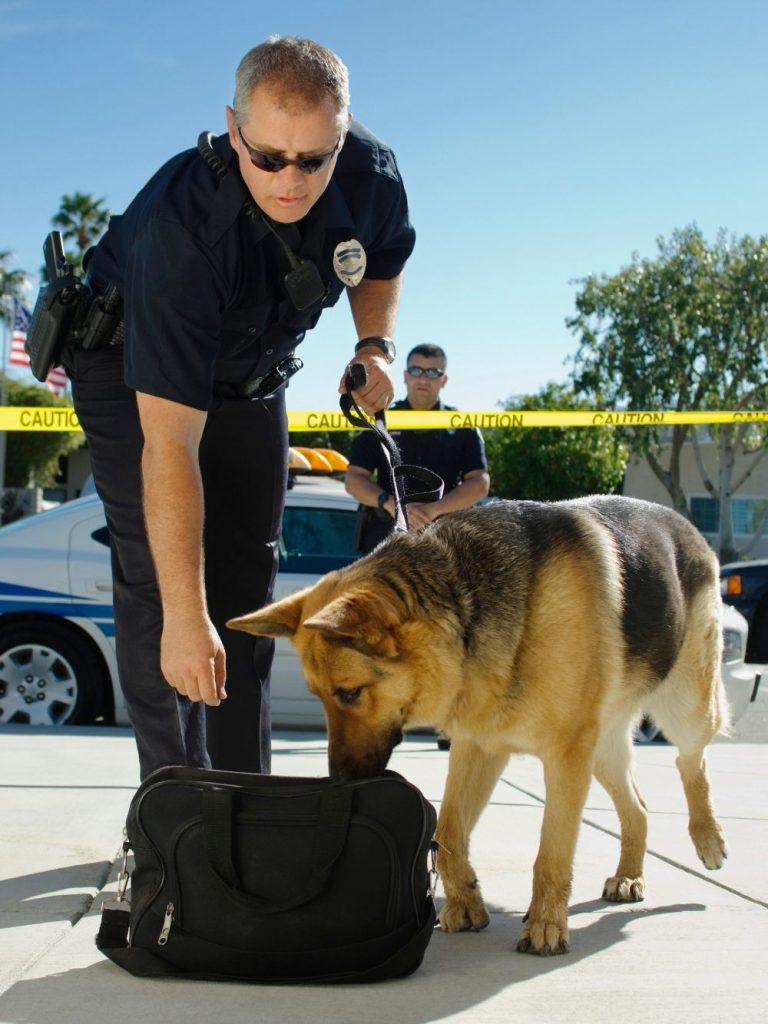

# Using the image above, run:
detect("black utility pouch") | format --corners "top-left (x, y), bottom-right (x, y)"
top-left (26, 232), bottom-right (85, 382)
top-left (26, 232), bottom-right (124, 382)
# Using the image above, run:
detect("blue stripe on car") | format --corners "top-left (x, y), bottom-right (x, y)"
top-left (0, 585), bottom-right (115, 638)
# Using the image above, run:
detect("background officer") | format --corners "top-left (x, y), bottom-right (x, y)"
top-left (345, 343), bottom-right (490, 553)
top-left (65, 36), bottom-right (415, 780)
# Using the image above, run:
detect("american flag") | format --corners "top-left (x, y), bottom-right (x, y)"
top-left (9, 297), bottom-right (68, 397)
top-left (10, 298), bottom-right (32, 367)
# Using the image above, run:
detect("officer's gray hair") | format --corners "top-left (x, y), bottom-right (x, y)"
top-left (234, 37), bottom-right (350, 128)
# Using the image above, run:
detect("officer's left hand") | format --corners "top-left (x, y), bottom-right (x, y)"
top-left (337, 354), bottom-right (394, 414)
top-left (404, 501), bottom-right (441, 531)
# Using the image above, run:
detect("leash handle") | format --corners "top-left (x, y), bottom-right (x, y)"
top-left (339, 364), bottom-right (444, 534)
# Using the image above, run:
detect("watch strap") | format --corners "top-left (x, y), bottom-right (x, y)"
top-left (354, 336), bottom-right (396, 364)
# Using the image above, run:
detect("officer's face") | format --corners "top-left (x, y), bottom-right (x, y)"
top-left (227, 85), bottom-right (347, 224)
top-left (403, 357), bottom-right (448, 411)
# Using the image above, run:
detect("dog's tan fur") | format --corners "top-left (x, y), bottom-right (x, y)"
top-left (228, 497), bottom-right (729, 955)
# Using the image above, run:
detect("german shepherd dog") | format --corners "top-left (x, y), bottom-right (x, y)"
top-left (228, 496), bottom-right (729, 955)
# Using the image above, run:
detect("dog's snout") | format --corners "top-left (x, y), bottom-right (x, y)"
top-left (328, 725), bottom-right (403, 781)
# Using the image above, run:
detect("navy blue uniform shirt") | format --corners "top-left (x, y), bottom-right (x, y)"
top-left (89, 121), bottom-right (415, 410)
top-left (349, 399), bottom-right (489, 493)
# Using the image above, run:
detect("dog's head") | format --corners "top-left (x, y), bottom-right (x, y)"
top-left (227, 570), bottom-right (456, 780)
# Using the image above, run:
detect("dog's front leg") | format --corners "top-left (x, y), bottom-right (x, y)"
top-left (436, 741), bottom-right (509, 933)
top-left (517, 751), bottom-right (594, 955)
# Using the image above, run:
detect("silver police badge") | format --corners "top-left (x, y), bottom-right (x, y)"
top-left (333, 239), bottom-right (367, 287)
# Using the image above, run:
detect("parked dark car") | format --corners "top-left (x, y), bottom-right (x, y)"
top-left (720, 559), bottom-right (768, 662)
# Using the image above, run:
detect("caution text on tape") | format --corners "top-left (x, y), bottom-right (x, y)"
top-left (1, 407), bottom-right (767, 432)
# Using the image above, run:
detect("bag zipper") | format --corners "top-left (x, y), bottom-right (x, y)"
top-left (158, 901), bottom-right (174, 945)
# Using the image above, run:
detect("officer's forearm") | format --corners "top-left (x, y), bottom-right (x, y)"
top-left (347, 273), bottom-right (404, 338)
top-left (141, 442), bottom-right (207, 621)
top-left (345, 474), bottom-right (387, 508)
top-left (135, 393), bottom-right (209, 623)
top-left (434, 473), bottom-right (491, 515)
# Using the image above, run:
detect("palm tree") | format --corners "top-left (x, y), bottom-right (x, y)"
top-left (51, 193), bottom-right (111, 273)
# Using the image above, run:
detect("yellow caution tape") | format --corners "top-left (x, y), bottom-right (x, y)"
top-left (291, 409), bottom-right (768, 431)
top-left (1, 406), bottom-right (767, 432)
top-left (1, 407), bottom-right (83, 431)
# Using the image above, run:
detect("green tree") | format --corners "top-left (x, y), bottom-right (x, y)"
top-left (568, 225), bottom-right (768, 561)
top-left (1, 374), bottom-right (83, 487)
top-left (484, 382), bottom-right (628, 501)
top-left (50, 192), bottom-right (110, 274)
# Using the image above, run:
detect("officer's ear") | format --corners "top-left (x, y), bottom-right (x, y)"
top-left (225, 105), bottom-right (238, 150)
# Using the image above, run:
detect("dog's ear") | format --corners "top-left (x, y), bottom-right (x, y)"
top-left (227, 589), bottom-right (308, 638)
top-left (303, 590), bottom-right (401, 659)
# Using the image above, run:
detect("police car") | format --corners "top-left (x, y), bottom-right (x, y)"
top-left (0, 450), bottom-right (359, 730)
top-left (0, 473), bottom-right (759, 734)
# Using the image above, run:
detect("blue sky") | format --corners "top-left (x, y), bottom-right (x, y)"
top-left (2, 0), bottom-right (767, 412)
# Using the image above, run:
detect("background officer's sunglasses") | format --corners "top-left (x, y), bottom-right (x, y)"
top-left (406, 366), bottom-right (445, 378)
top-left (238, 127), bottom-right (342, 174)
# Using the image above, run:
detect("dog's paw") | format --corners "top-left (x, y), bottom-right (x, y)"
top-left (690, 824), bottom-right (728, 870)
top-left (438, 895), bottom-right (490, 933)
top-left (602, 875), bottom-right (645, 902)
top-left (516, 918), bottom-right (570, 956)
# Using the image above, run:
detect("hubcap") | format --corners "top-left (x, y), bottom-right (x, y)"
top-left (0, 643), bottom-right (78, 725)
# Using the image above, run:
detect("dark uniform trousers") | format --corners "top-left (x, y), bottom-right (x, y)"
top-left (66, 345), bottom-right (287, 780)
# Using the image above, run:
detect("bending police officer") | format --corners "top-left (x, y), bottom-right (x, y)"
top-left (64, 37), bottom-right (415, 779)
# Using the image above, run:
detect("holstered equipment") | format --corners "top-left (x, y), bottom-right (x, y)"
top-left (26, 231), bottom-right (123, 382)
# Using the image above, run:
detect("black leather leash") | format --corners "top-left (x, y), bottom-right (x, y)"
top-left (340, 363), bottom-right (444, 533)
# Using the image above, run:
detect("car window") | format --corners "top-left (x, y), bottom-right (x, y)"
top-left (280, 506), bottom-right (359, 574)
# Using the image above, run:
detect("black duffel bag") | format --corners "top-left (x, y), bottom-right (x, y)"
top-left (96, 766), bottom-right (437, 984)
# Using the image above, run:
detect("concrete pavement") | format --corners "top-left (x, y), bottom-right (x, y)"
top-left (0, 724), bottom-right (766, 1024)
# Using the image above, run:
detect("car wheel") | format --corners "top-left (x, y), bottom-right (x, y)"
top-left (750, 605), bottom-right (768, 663)
top-left (0, 621), bottom-right (108, 726)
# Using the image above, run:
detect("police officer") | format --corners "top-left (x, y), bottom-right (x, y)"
top-left (65, 37), bottom-right (415, 780)
top-left (345, 344), bottom-right (490, 553)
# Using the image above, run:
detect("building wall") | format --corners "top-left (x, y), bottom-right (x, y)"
top-left (623, 440), bottom-right (768, 561)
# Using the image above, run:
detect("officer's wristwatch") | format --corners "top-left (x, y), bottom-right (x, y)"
top-left (354, 336), bottom-right (396, 364)
top-left (377, 491), bottom-right (391, 509)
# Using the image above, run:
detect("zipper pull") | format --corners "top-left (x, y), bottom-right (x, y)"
top-left (158, 902), bottom-right (174, 945)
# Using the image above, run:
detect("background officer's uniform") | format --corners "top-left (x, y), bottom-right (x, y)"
top-left (349, 398), bottom-right (489, 554)
top-left (66, 122), bottom-right (415, 779)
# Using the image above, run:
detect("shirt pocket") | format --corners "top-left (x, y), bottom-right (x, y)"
top-left (218, 303), bottom-right (275, 351)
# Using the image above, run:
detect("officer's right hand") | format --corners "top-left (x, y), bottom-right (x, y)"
top-left (337, 354), bottom-right (394, 414)
top-left (160, 613), bottom-right (227, 706)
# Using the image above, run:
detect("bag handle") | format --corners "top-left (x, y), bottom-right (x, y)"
top-left (202, 785), bottom-right (353, 912)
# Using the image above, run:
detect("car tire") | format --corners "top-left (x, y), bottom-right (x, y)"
top-left (750, 605), bottom-right (768, 663)
top-left (0, 621), bottom-right (108, 726)
top-left (634, 715), bottom-right (668, 744)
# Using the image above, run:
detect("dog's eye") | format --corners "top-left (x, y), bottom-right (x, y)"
top-left (334, 687), bottom-right (363, 706)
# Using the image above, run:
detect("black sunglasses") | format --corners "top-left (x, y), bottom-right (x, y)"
top-left (406, 366), bottom-right (445, 378)
top-left (237, 126), bottom-right (342, 174)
